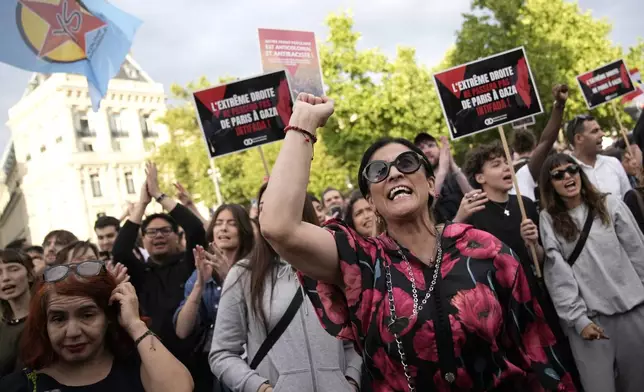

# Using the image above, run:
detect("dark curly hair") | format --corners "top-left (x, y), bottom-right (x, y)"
top-left (539, 153), bottom-right (610, 242)
top-left (512, 129), bottom-right (536, 155)
top-left (463, 141), bottom-right (506, 187)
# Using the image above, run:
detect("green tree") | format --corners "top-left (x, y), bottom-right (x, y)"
top-left (446, 0), bottom-right (642, 159)
top-left (319, 12), bottom-right (447, 178)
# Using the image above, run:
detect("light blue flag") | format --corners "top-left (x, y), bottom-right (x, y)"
top-left (0, 0), bottom-right (142, 111)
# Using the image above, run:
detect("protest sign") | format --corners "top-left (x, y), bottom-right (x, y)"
top-left (577, 59), bottom-right (635, 109)
top-left (258, 28), bottom-right (324, 96)
top-left (511, 115), bottom-right (536, 129)
top-left (193, 70), bottom-right (293, 158)
top-left (433, 47), bottom-right (543, 140)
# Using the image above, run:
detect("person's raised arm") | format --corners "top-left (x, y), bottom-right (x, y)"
top-left (174, 182), bottom-right (209, 226)
top-left (146, 162), bottom-right (207, 257)
top-left (260, 94), bottom-right (341, 285)
top-left (110, 282), bottom-right (194, 392)
top-left (527, 84), bottom-right (568, 180)
top-left (443, 136), bottom-right (473, 194)
top-left (112, 183), bottom-right (151, 284)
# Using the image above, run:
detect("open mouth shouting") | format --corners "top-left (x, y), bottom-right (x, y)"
top-left (388, 186), bottom-right (413, 201)
top-left (0, 284), bottom-right (17, 295)
top-left (563, 178), bottom-right (578, 194)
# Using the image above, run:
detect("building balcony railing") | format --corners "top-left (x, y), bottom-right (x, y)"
top-left (76, 127), bottom-right (96, 137)
top-left (142, 130), bottom-right (159, 138)
top-left (111, 129), bottom-right (129, 138)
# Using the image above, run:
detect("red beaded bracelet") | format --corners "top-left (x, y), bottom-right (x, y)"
top-left (284, 125), bottom-right (318, 144)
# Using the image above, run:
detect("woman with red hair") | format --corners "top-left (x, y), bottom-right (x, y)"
top-left (0, 260), bottom-right (193, 392)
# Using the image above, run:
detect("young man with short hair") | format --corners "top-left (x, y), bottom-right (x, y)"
top-left (94, 215), bottom-right (120, 259)
top-left (321, 187), bottom-right (344, 218)
top-left (512, 128), bottom-right (536, 171)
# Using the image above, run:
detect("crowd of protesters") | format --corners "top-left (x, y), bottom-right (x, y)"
top-left (0, 82), bottom-right (643, 392)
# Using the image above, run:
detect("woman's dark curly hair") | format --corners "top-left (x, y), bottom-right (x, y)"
top-left (539, 153), bottom-right (610, 241)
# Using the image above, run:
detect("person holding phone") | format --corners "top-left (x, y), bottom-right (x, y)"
top-left (539, 153), bottom-right (644, 392)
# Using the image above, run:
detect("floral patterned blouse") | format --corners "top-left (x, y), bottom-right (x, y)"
top-left (298, 221), bottom-right (576, 392)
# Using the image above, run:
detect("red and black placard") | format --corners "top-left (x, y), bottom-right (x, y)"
top-left (433, 47), bottom-right (543, 140)
top-left (193, 70), bottom-right (293, 158)
top-left (576, 59), bottom-right (635, 109)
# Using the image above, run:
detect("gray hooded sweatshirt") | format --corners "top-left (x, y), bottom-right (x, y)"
top-left (209, 260), bottom-right (362, 392)
top-left (540, 195), bottom-right (644, 335)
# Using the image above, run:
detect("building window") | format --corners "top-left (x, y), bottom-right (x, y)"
top-left (140, 113), bottom-right (157, 137)
top-left (40, 145), bottom-right (46, 153)
top-left (90, 174), bottom-right (102, 197)
top-left (55, 136), bottom-right (63, 143)
top-left (73, 109), bottom-right (95, 137)
top-left (124, 172), bottom-right (135, 194)
top-left (82, 143), bottom-right (94, 152)
top-left (26, 154), bottom-right (31, 162)
top-left (109, 110), bottom-right (128, 137)
top-left (112, 140), bottom-right (121, 151)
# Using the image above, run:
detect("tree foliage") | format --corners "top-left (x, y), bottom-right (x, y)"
top-left (446, 0), bottom-right (644, 159)
top-left (319, 12), bottom-right (447, 179)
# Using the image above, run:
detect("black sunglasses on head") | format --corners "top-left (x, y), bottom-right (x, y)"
top-left (550, 164), bottom-right (580, 180)
top-left (43, 260), bottom-right (105, 283)
top-left (362, 151), bottom-right (426, 184)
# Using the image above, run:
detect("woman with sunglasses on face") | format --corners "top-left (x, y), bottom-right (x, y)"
top-left (259, 93), bottom-right (575, 392)
top-left (539, 153), bottom-right (644, 392)
top-left (0, 260), bottom-right (194, 392)
top-left (0, 250), bottom-right (34, 378)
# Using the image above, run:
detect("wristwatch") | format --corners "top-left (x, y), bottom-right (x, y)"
top-left (155, 193), bottom-right (167, 203)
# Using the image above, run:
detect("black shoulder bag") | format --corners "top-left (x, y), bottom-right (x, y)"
top-left (249, 288), bottom-right (304, 369)
top-left (215, 289), bottom-right (304, 392)
top-left (567, 208), bottom-right (594, 267)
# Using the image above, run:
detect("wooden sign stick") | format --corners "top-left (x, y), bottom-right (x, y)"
top-left (498, 126), bottom-right (542, 278)
top-left (611, 100), bottom-right (631, 150)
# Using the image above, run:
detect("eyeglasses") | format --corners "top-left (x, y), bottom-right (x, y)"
top-left (143, 226), bottom-right (174, 238)
top-left (362, 151), bottom-right (426, 184)
top-left (43, 260), bottom-right (105, 283)
top-left (550, 164), bottom-right (580, 181)
top-left (566, 115), bottom-right (594, 138)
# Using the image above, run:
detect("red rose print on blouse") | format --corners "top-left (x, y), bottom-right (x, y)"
top-left (337, 324), bottom-right (356, 341)
top-left (521, 319), bottom-right (552, 364)
top-left (378, 287), bottom-right (416, 343)
top-left (558, 373), bottom-right (576, 391)
top-left (373, 347), bottom-right (417, 392)
top-left (451, 283), bottom-right (502, 351)
top-left (341, 260), bottom-right (363, 307)
top-left (492, 251), bottom-right (518, 289)
top-left (433, 367), bottom-right (474, 392)
top-left (443, 223), bottom-right (469, 238)
top-left (441, 252), bottom-right (460, 278)
top-left (492, 360), bottom-right (526, 389)
top-left (357, 289), bottom-right (382, 334)
top-left (393, 259), bottom-right (426, 290)
top-left (455, 228), bottom-right (502, 259)
top-left (413, 315), bottom-right (466, 362)
top-left (316, 280), bottom-right (348, 325)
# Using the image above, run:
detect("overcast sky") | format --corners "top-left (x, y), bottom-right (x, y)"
top-left (0, 0), bottom-right (640, 153)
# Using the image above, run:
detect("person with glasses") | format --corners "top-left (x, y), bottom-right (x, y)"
top-left (0, 260), bottom-right (194, 392)
top-left (111, 161), bottom-right (209, 391)
top-left (565, 114), bottom-right (632, 199)
top-left (538, 153), bottom-right (644, 392)
top-left (259, 93), bottom-right (575, 391)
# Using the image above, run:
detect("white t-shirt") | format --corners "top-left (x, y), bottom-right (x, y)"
top-left (509, 165), bottom-right (537, 202)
